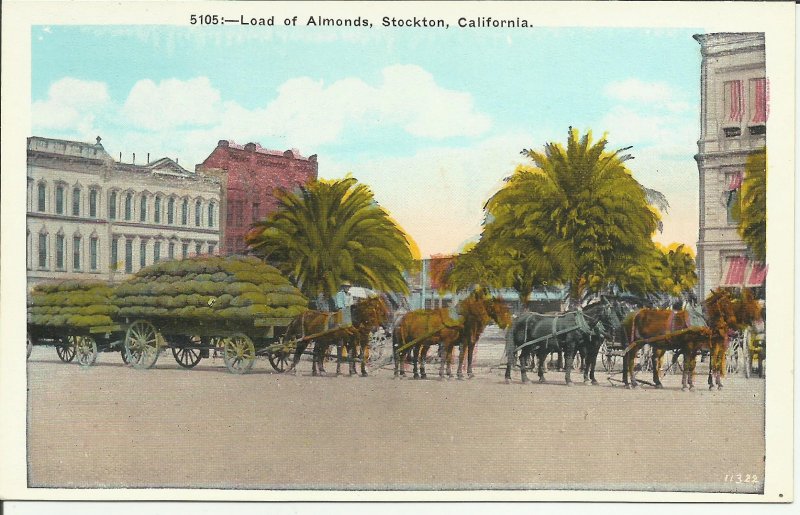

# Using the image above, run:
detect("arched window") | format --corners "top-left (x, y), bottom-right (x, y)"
top-left (124, 192), bottom-right (133, 220)
top-left (73, 234), bottom-right (82, 270)
top-left (55, 185), bottom-right (65, 214)
top-left (89, 189), bottom-right (98, 218)
top-left (181, 198), bottom-right (188, 225)
top-left (167, 197), bottom-right (175, 224)
top-left (195, 200), bottom-right (202, 226)
top-left (38, 232), bottom-right (48, 269)
top-left (207, 202), bottom-right (215, 227)
top-left (90, 235), bottom-right (99, 271)
top-left (72, 187), bottom-right (81, 216)
top-left (109, 191), bottom-right (117, 220)
top-left (140, 195), bottom-right (148, 222)
top-left (154, 195), bottom-right (162, 224)
top-left (37, 183), bottom-right (46, 212)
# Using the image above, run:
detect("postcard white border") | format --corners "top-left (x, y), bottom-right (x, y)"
top-left (0, 0), bottom-right (794, 502)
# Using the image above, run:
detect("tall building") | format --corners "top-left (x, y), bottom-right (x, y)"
top-left (694, 33), bottom-right (767, 300)
top-left (195, 140), bottom-right (318, 255)
top-left (27, 136), bottom-right (222, 288)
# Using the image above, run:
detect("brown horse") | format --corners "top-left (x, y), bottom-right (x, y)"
top-left (283, 309), bottom-right (357, 376)
top-left (345, 295), bottom-right (391, 377)
top-left (393, 295), bottom-right (510, 380)
top-left (697, 288), bottom-right (761, 389)
top-left (622, 308), bottom-right (693, 389)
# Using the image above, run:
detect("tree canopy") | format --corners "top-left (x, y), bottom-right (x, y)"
top-left (449, 127), bottom-right (682, 304)
top-left (734, 147), bottom-right (766, 262)
top-left (245, 177), bottom-right (415, 299)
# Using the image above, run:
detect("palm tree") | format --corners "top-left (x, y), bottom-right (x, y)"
top-left (245, 177), bottom-right (414, 300)
top-left (484, 127), bottom-right (661, 302)
top-left (734, 147), bottom-right (766, 262)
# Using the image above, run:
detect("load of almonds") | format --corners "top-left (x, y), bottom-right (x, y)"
top-left (28, 280), bottom-right (118, 328)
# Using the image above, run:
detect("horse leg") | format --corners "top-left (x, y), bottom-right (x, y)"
top-left (563, 343), bottom-right (575, 386)
top-left (457, 341), bottom-right (467, 380)
top-left (627, 348), bottom-right (638, 389)
top-left (467, 342), bottom-right (476, 379)
top-left (717, 342), bottom-right (726, 389)
top-left (419, 345), bottom-right (428, 380)
top-left (360, 342), bottom-right (369, 377)
top-left (287, 341), bottom-right (306, 375)
top-left (686, 350), bottom-right (697, 390)
top-left (537, 350), bottom-right (547, 383)
top-left (519, 350), bottom-right (529, 383)
top-left (653, 348), bottom-right (664, 389)
top-left (446, 343), bottom-right (455, 379)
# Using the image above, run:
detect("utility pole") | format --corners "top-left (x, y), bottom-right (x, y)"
top-left (420, 258), bottom-right (427, 310)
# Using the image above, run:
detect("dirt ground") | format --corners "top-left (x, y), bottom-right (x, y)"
top-left (26, 346), bottom-right (765, 493)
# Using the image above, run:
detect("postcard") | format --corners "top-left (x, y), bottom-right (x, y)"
top-left (0, 0), bottom-right (794, 503)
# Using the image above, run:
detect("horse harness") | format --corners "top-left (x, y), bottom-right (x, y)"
top-left (516, 309), bottom-right (598, 353)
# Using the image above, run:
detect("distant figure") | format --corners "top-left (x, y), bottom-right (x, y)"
top-left (335, 281), bottom-right (354, 328)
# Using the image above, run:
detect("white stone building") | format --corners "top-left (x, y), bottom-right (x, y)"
top-left (694, 33), bottom-right (767, 300)
top-left (27, 136), bottom-right (222, 289)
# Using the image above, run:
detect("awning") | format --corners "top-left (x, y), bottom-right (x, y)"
top-left (746, 262), bottom-right (768, 287)
top-left (726, 172), bottom-right (743, 192)
top-left (720, 257), bottom-right (767, 287)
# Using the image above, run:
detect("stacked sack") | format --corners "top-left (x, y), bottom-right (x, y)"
top-left (112, 255), bottom-right (308, 320)
top-left (28, 281), bottom-right (118, 328)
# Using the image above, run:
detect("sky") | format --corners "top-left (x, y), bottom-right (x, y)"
top-left (31, 25), bottom-right (702, 257)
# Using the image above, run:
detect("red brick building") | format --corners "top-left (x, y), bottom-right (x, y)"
top-left (196, 140), bottom-right (318, 255)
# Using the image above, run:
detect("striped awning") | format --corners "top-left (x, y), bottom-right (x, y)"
top-left (720, 256), bottom-right (767, 287)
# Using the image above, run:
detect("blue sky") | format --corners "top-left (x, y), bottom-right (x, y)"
top-left (32, 25), bottom-right (702, 256)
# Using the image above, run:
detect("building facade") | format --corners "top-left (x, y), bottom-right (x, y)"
top-left (27, 136), bottom-right (222, 289)
top-left (694, 33), bottom-right (767, 300)
top-left (195, 140), bottom-right (318, 255)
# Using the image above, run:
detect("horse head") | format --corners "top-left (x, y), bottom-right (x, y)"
top-left (353, 295), bottom-right (390, 331)
top-left (486, 297), bottom-right (512, 329)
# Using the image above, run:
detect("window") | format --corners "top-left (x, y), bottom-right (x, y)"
top-left (154, 195), bottom-right (161, 223)
top-left (109, 191), bottom-right (117, 220)
top-left (167, 198), bottom-right (175, 224)
top-left (154, 241), bottom-right (161, 263)
top-left (90, 237), bottom-right (98, 270)
top-left (89, 190), bottom-right (98, 218)
top-left (72, 188), bottom-right (81, 216)
top-left (182, 243), bottom-right (189, 259)
top-left (140, 240), bottom-right (147, 269)
top-left (252, 202), bottom-right (260, 223)
top-left (140, 196), bottom-right (147, 222)
top-left (55, 185), bottom-right (65, 214)
top-left (124, 193), bottom-right (133, 221)
top-left (37, 183), bottom-right (46, 212)
top-left (195, 200), bottom-right (202, 226)
top-left (125, 239), bottom-right (133, 273)
top-left (181, 199), bottom-right (188, 225)
top-left (73, 236), bottom-right (81, 270)
top-left (208, 203), bottom-right (215, 227)
top-left (726, 171), bottom-right (743, 225)
top-left (208, 243), bottom-right (216, 255)
top-left (750, 78), bottom-right (767, 124)
top-left (168, 242), bottom-right (175, 260)
top-left (723, 80), bottom-right (744, 124)
top-left (230, 200), bottom-right (244, 227)
top-left (110, 237), bottom-right (119, 271)
top-left (195, 242), bottom-right (202, 255)
top-left (38, 233), bottom-right (48, 268)
top-left (56, 234), bottom-right (65, 269)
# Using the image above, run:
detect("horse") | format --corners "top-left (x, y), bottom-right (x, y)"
top-left (575, 297), bottom-right (628, 384)
top-left (455, 296), bottom-right (512, 379)
top-left (392, 294), bottom-right (510, 380)
top-left (344, 295), bottom-right (391, 377)
top-left (284, 300), bottom-right (364, 376)
top-left (697, 288), bottom-right (762, 389)
top-left (504, 297), bottom-right (624, 385)
top-left (622, 288), bottom-right (761, 390)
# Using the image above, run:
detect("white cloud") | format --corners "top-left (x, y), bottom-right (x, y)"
top-left (122, 77), bottom-right (223, 131)
top-left (605, 78), bottom-right (676, 104)
top-left (32, 77), bottom-right (110, 132)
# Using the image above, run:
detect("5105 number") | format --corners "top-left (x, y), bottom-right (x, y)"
top-left (190, 15), bottom-right (220, 25)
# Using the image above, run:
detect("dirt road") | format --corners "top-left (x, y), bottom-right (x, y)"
top-left (26, 347), bottom-right (765, 493)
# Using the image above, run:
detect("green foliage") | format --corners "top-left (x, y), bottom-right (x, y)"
top-left (733, 147), bottom-right (767, 262)
top-left (246, 176), bottom-right (415, 299)
top-left (469, 128), bottom-right (663, 301)
top-left (112, 255), bottom-right (308, 322)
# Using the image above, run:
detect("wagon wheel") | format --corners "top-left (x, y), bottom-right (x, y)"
top-left (75, 335), bottom-right (98, 367)
top-left (726, 338), bottom-right (742, 375)
top-left (120, 348), bottom-right (130, 364)
top-left (56, 336), bottom-right (77, 363)
top-left (222, 333), bottom-right (255, 374)
top-left (26, 333), bottom-right (33, 359)
top-left (267, 337), bottom-right (291, 372)
top-left (600, 341), bottom-right (616, 372)
top-left (171, 335), bottom-right (203, 369)
top-left (124, 320), bottom-right (161, 369)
